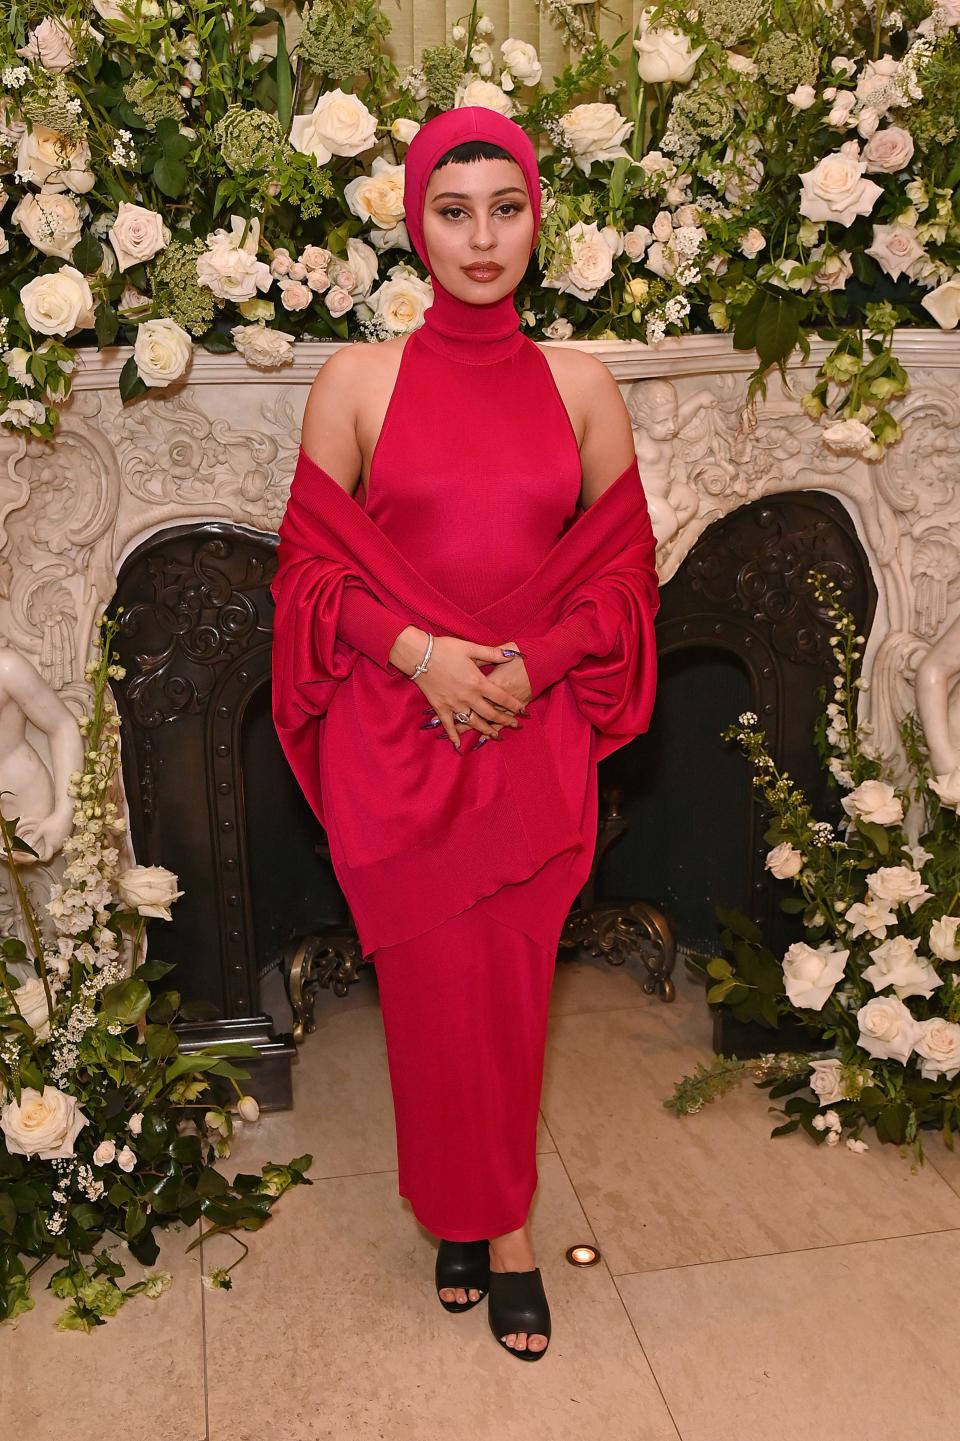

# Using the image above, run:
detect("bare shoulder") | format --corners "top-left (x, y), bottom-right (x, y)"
top-left (536, 343), bottom-right (636, 506)
top-left (300, 339), bottom-right (405, 496)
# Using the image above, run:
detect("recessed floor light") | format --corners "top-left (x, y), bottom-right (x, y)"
top-left (565, 1243), bottom-right (600, 1266)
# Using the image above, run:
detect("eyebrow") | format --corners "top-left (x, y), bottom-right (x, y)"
top-left (431, 186), bottom-right (527, 201)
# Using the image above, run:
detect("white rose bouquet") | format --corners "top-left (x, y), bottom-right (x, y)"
top-left (1, 0), bottom-right (958, 451)
top-left (0, 614), bottom-right (311, 1331)
top-left (668, 572), bottom-right (960, 1166)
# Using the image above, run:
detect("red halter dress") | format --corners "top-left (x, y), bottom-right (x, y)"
top-left (345, 296), bottom-right (598, 1240)
top-left (273, 277), bottom-right (659, 1241)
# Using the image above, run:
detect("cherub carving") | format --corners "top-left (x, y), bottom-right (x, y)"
top-left (0, 644), bottom-right (84, 863)
top-left (624, 378), bottom-right (718, 544)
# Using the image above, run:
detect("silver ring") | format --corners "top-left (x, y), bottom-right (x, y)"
top-left (453, 709), bottom-right (472, 723)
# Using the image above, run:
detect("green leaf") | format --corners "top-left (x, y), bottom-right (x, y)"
top-left (858, 820), bottom-right (890, 855)
top-left (100, 978), bottom-right (152, 1026)
top-left (275, 16), bottom-right (293, 133)
top-left (714, 905), bottom-right (762, 943)
top-left (71, 231), bottom-right (105, 275)
top-left (779, 897), bottom-right (806, 914)
top-left (119, 355), bottom-right (147, 403)
top-left (705, 956), bottom-right (733, 980)
top-left (153, 156), bottom-right (186, 198)
top-left (754, 295), bottom-right (800, 371)
top-left (95, 302), bottom-right (120, 348)
top-left (199, 330), bottom-right (235, 353)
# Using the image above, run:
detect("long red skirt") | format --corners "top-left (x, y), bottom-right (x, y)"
top-left (372, 905), bottom-right (558, 1241)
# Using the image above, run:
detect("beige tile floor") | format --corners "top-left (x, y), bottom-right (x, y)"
top-left (6, 947), bottom-right (960, 1441)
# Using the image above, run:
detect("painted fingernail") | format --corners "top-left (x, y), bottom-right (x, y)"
top-left (476, 735), bottom-right (489, 746)
top-left (419, 716), bottom-right (441, 728)
top-left (500, 648), bottom-right (527, 658)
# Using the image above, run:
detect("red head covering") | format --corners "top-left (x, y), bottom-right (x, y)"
top-left (402, 106), bottom-right (542, 277)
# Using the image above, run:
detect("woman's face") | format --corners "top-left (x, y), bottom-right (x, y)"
top-left (422, 157), bottom-right (534, 302)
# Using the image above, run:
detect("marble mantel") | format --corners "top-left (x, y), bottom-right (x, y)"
top-left (1, 329), bottom-right (959, 1074)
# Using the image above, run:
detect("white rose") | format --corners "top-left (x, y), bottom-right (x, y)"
top-left (0, 398), bottom-right (46, 428)
top-left (862, 125), bottom-right (914, 173)
top-left (808, 1057), bottom-right (849, 1106)
top-left (389, 117), bottom-right (420, 146)
top-left (857, 107), bottom-right (881, 140)
top-left (197, 246), bottom-right (272, 302)
top-left (5, 976), bottom-right (52, 1039)
top-left (558, 103), bottom-right (632, 176)
top-left (930, 765), bottom-right (960, 809)
top-left (844, 896), bottom-right (897, 939)
top-left (116, 1144), bottom-right (137, 1172)
top-left (340, 236), bottom-right (377, 298)
top-left (725, 51), bottom-right (758, 75)
top-left (623, 224), bottom-right (652, 260)
top-left (821, 418), bottom-right (877, 456)
top-left (929, 916), bottom-right (960, 963)
top-left (913, 1017), bottom-right (960, 1081)
top-left (765, 842), bottom-right (804, 879)
top-left (799, 151), bottom-right (883, 227)
top-left (117, 284), bottom-right (152, 318)
top-left (16, 124), bottom-right (96, 194)
top-left (921, 277), bottom-right (960, 330)
top-left (20, 265), bottom-right (95, 337)
top-left (366, 265), bottom-right (431, 331)
top-left (542, 220), bottom-right (619, 301)
top-left (237, 1095), bottom-right (260, 1122)
top-left (840, 779), bottom-right (903, 827)
top-left (866, 865), bottom-right (932, 913)
top-left (500, 38), bottom-right (542, 86)
top-left (3, 347), bottom-right (31, 386)
top-left (866, 223), bottom-right (926, 280)
top-left (364, 219), bottom-right (410, 255)
top-left (108, 201), bottom-right (171, 270)
top-left (133, 318), bottom-right (193, 389)
top-left (128, 1111), bottom-right (144, 1135)
top-left (11, 191), bottom-right (83, 260)
top-left (857, 56), bottom-right (902, 112)
top-left (0, 1084), bottom-right (90, 1160)
top-left (206, 214), bottom-right (261, 255)
top-left (543, 317), bottom-right (574, 340)
top-left (325, 285), bottom-right (354, 318)
top-left (93, 1138), bottom-right (117, 1164)
top-left (633, 9), bottom-right (704, 83)
top-left (787, 85), bottom-right (817, 109)
top-left (739, 227), bottom-right (766, 259)
top-left (16, 17), bottom-right (101, 71)
top-left (279, 280), bottom-right (312, 311)
top-left (117, 862), bottom-right (185, 918)
top-left (453, 77), bottom-right (515, 115)
top-left (344, 156), bottom-right (405, 230)
top-left (231, 322), bottom-right (295, 368)
top-left (810, 245), bottom-right (853, 291)
top-left (846, 1136), bottom-right (869, 1152)
top-left (861, 934), bottom-right (942, 1000)
top-left (782, 941), bottom-right (849, 1010)
top-left (289, 88), bottom-right (378, 164)
top-left (856, 994), bottom-right (919, 1064)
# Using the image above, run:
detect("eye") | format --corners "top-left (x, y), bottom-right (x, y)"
top-left (439, 203), bottom-right (523, 220)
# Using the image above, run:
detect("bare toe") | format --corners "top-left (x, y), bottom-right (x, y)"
top-left (529, 1334), bottom-right (547, 1351)
top-left (440, 1287), bottom-right (457, 1301)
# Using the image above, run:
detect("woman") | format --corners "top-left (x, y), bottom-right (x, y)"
top-left (271, 106), bottom-right (659, 1363)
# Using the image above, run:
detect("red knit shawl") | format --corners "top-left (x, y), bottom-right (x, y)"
top-left (270, 446), bottom-right (660, 952)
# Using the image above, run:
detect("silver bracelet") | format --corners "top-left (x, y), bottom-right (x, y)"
top-left (410, 631), bottom-right (434, 678)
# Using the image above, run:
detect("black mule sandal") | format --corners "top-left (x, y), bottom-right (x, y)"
top-left (487, 1267), bottom-right (551, 1360)
top-left (435, 1238), bottom-right (490, 1312)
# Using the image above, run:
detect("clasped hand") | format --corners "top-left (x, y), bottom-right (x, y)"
top-left (413, 635), bottom-right (532, 750)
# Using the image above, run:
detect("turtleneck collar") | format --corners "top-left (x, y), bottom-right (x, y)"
top-left (416, 273), bottom-right (526, 364)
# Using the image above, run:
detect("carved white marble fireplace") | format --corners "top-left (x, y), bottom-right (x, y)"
top-left (2, 329), bottom-right (958, 1102)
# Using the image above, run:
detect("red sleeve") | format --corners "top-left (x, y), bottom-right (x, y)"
top-left (513, 610), bottom-right (605, 700)
top-left (338, 582), bottom-right (412, 675)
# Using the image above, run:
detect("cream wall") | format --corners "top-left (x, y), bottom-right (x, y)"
top-left (379, 0), bottom-right (637, 80)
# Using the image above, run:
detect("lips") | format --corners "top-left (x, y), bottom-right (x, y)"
top-left (463, 265), bottom-right (503, 277)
